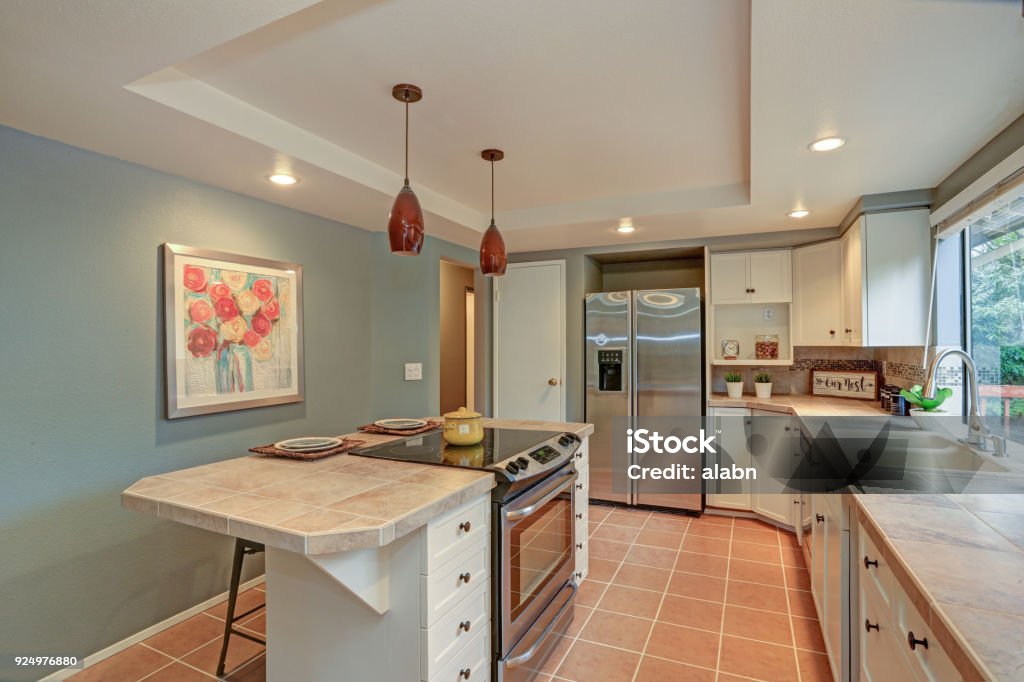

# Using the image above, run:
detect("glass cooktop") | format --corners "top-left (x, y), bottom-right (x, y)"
top-left (350, 427), bottom-right (564, 470)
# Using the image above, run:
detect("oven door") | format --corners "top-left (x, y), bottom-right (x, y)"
top-left (500, 465), bottom-right (578, 656)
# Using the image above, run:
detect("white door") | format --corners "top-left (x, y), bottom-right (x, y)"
top-left (493, 261), bottom-right (565, 420)
top-left (793, 241), bottom-right (842, 345)
top-left (841, 221), bottom-right (864, 346)
top-left (709, 252), bottom-right (750, 303)
top-left (748, 250), bottom-right (792, 303)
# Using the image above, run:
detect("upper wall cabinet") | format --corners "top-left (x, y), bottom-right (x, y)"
top-left (843, 209), bottom-right (931, 347)
top-left (793, 240), bottom-right (843, 346)
top-left (710, 249), bottom-right (792, 304)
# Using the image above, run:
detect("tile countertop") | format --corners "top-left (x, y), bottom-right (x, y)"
top-left (710, 393), bottom-right (1024, 680)
top-left (122, 419), bottom-right (593, 555)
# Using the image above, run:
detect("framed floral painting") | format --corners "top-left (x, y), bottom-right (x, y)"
top-left (163, 243), bottom-right (304, 418)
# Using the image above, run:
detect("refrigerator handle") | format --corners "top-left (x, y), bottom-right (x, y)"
top-left (628, 291), bottom-right (637, 505)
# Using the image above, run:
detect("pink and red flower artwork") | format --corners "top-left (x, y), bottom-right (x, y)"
top-left (165, 244), bottom-right (303, 418)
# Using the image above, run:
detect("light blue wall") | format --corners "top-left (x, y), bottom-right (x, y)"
top-left (0, 125), bottom-right (485, 679)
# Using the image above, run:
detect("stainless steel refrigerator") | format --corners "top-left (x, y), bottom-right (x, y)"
top-left (584, 289), bottom-right (704, 511)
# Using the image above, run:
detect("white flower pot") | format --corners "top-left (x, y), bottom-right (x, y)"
top-left (726, 382), bottom-right (743, 399)
top-left (909, 408), bottom-right (955, 436)
top-left (754, 383), bottom-right (773, 399)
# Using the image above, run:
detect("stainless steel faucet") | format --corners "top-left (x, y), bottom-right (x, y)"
top-left (922, 348), bottom-right (1006, 454)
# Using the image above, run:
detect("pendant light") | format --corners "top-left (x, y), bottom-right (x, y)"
top-left (479, 149), bottom-right (508, 277)
top-left (387, 84), bottom-right (425, 255)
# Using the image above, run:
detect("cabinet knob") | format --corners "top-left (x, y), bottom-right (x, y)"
top-left (459, 572), bottom-right (472, 584)
top-left (460, 668), bottom-right (471, 679)
top-left (460, 620), bottom-right (471, 632)
top-left (908, 631), bottom-right (928, 651)
top-left (816, 514), bottom-right (824, 524)
top-left (459, 521), bottom-right (472, 533)
top-left (576, 483), bottom-right (583, 490)
top-left (548, 377), bottom-right (559, 386)
top-left (829, 329), bottom-right (836, 335)
top-left (575, 571), bottom-right (583, 579)
top-left (576, 512), bottom-right (583, 519)
top-left (864, 556), bottom-right (878, 570)
top-left (845, 328), bottom-right (852, 334)
top-left (575, 452), bottom-right (583, 459)
top-left (576, 542), bottom-right (583, 550)
top-left (865, 619), bottom-right (880, 633)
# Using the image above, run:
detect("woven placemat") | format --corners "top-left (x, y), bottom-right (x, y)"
top-left (357, 419), bottom-right (442, 436)
top-left (249, 437), bottom-right (366, 461)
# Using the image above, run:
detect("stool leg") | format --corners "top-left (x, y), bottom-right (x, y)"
top-left (216, 538), bottom-right (246, 677)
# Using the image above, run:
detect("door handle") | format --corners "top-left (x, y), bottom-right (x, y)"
top-left (548, 378), bottom-right (559, 386)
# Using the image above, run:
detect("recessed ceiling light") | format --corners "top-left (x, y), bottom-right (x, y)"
top-left (617, 218), bottom-right (635, 234)
top-left (788, 209), bottom-right (810, 218)
top-left (809, 137), bottom-right (845, 152)
top-left (269, 173), bottom-right (298, 185)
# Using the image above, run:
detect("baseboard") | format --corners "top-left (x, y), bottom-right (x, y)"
top-left (39, 575), bottom-right (265, 681)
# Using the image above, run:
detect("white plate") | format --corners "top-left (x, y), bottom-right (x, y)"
top-left (374, 418), bottom-right (428, 430)
top-left (273, 437), bottom-right (343, 452)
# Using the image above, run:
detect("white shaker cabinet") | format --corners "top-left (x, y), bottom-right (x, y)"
top-left (710, 250), bottom-right (792, 304)
top-left (793, 240), bottom-right (843, 346)
top-left (841, 209), bottom-right (931, 347)
top-left (706, 407), bottom-right (753, 511)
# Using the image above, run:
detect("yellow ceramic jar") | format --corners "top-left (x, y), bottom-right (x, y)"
top-left (442, 406), bottom-right (484, 445)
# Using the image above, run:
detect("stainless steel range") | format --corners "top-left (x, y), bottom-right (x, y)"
top-left (351, 427), bottom-right (582, 682)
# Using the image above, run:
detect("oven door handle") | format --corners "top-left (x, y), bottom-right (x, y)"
top-left (504, 469), bottom-right (578, 522)
top-left (505, 581), bottom-right (578, 670)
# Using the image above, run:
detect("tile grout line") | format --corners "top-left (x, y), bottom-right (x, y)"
top-left (629, 510), bottom-right (693, 682)
top-left (713, 517), bottom-right (735, 682)
top-left (779, 526), bottom-right (802, 682)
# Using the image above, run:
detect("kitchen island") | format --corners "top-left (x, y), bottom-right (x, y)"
top-left (124, 418), bottom-right (593, 682)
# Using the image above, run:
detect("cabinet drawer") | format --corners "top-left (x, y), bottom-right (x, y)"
top-left (421, 582), bottom-right (489, 680)
top-left (422, 495), bottom-right (490, 574)
top-left (429, 627), bottom-right (490, 682)
top-left (422, 538), bottom-right (489, 627)
top-left (860, 586), bottom-right (916, 682)
top-left (858, 524), bottom-right (894, 609)
top-left (893, 585), bottom-right (958, 682)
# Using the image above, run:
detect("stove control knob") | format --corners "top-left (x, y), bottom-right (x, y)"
top-left (516, 457), bottom-right (530, 469)
top-left (558, 435), bottom-right (572, 446)
top-left (505, 461), bottom-right (520, 475)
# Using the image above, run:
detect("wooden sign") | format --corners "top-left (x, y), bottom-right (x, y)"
top-left (810, 369), bottom-right (879, 401)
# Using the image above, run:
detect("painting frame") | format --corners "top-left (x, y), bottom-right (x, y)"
top-left (163, 243), bottom-right (304, 418)
top-left (809, 369), bottom-right (879, 401)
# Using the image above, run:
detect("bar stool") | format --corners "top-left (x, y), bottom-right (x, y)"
top-left (216, 538), bottom-right (266, 677)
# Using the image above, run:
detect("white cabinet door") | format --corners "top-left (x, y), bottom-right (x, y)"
top-left (710, 252), bottom-right (750, 304)
top-left (841, 221), bottom-right (864, 346)
top-left (748, 250), bottom-right (792, 303)
top-left (749, 410), bottom-right (795, 526)
top-left (862, 209), bottom-right (931, 346)
top-left (793, 241), bottom-right (842, 346)
top-left (706, 407), bottom-right (752, 511)
top-left (823, 495), bottom-right (843, 677)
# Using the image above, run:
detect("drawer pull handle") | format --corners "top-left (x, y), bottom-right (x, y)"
top-left (460, 668), bottom-right (471, 679)
top-left (576, 512), bottom-right (583, 519)
top-left (459, 572), bottom-right (472, 584)
top-left (864, 556), bottom-right (878, 569)
top-left (816, 514), bottom-right (824, 524)
top-left (576, 483), bottom-right (583, 490)
top-left (459, 620), bottom-right (471, 632)
top-left (459, 521), bottom-right (472, 533)
top-left (908, 631), bottom-right (928, 651)
top-left (575, 571), bottom-right (583, 579)
top-left (576, 542), bottom-right (583, 550)
top-left (575, 452), bottom-right (583, 459)
top-left (865, 619), bottom-right (879, 633)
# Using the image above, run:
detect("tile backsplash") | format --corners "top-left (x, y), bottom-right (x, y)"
top-left (710, 346), bottom-right (953, 395)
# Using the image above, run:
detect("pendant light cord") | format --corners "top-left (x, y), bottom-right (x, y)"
top-left (404, 100), bottom-right (409, 186)
top-left (490, 157), bottom-right (495, 224)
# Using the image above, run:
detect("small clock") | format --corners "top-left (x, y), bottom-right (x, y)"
top-left (721, 339), bottom-right (740, 360)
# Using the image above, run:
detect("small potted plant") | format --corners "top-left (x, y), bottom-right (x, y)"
top-left (724, 371), bottom-right (744, 398)
top-left (901, 385), bottom-right (954, 433)
top-left (753, 370), bottom-right (773, 399)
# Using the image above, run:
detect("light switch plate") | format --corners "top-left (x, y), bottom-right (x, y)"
top-left (763, 307), bottom-right (774, 320)
top-left (404, 363), bottom-right (423, 381)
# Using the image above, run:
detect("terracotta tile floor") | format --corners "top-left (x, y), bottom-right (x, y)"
top-left (69, 506), bottom-right (830, 682)
top-left (68, 585), bottom-right (266, 681)
top-left (539, 503), bottom-right (833, 682)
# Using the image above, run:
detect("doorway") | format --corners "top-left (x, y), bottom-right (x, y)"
top-left (440, 260), bottom-right (476, 415)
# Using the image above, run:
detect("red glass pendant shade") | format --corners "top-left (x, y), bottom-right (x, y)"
top-left (480, 220), bottom-right (507, 276)
top-left (388, 184), bottom-right (424, 255)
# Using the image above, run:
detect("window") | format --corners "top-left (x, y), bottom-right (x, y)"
top-left (966, 193), bottom-right (1024, 440)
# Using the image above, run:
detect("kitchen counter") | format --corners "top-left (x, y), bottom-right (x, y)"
top-left (122, 418), bottom-right (593, 555)
top-left (854, 494), bottom-right (1024, 681)
top-left (709, 392), bottom-right (891, 416)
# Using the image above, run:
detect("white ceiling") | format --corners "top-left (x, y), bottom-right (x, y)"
top-left (1, 0), bottom-right (1023, 253)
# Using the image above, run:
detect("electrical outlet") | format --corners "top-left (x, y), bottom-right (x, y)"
top-left (404, 363), bottom-right (423, 381)
top-left (763, 307), bottom-right (774, 321)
